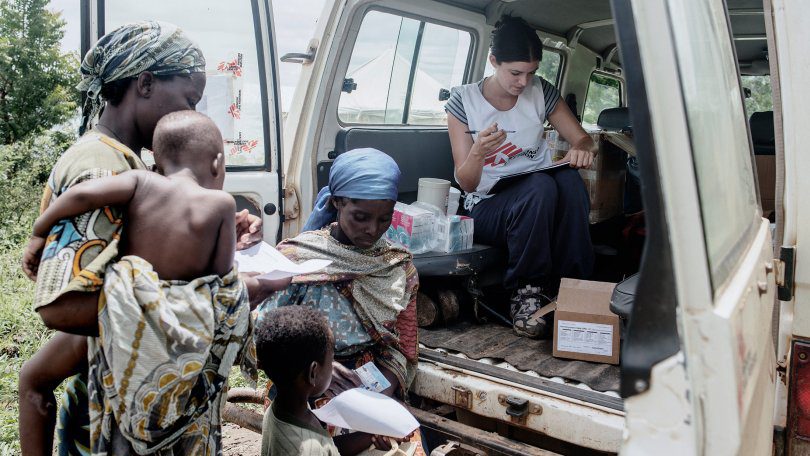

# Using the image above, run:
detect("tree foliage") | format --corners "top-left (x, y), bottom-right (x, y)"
top-left (741, 75), bottom-right (773, 116)
top-left (0, 129), bottom-right (71, 249)
top-left (0, 0), bottom-right (78, 249)
top-left (583, 73), bottom-right (621, 126)
top-left (0, 0), bottom-right (80, 144)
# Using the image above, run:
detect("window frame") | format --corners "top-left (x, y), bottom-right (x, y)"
top-left (336, 7), bottom-right (477, 128)
top-left (582, 69), bottom-right (624, 125)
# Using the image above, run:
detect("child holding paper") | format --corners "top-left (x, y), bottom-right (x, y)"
top-left (256, 306), bottom-right (413, 455)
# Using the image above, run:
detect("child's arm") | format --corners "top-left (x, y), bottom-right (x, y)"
top-left (19, 332), bottom-right (87, 456)
top-left (32, 172), bottom-right (141, 238)
top-left (212, 194), bottom-right (237, 277)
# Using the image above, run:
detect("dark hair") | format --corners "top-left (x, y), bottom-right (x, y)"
top-left (490, 15), bottom-right (543, 64)
top-left (255, 306), bottom-right (334, 387)
top-left (100, 78), bottom-right (135, 106)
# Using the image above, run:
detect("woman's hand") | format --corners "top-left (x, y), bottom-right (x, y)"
top-left (242, 273), bottom-right (292, 309)
top-left (547, 101), bottom-right (597, 169)
top-left (449, 119), bottom-right (508, 192)
top-left (561, 144), bottom-right (596, 169)
top-left (21, 235), bottom-right (46, 281)
top-left (471, 123), bottom-right (508, 159)
top-left (371, 431), bottom-right (415, 451)
top-left (235, 210), bottom-right (263, 250)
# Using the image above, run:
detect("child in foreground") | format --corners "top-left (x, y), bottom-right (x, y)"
top-left (256, 306), bottom-right (412, 456)
top-left (256, 306), bottom-right (340, 455)
top-left (19, 111), bottom-right (257, 455)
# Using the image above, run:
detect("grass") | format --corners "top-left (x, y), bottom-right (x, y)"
top-left (0, 246), bottom-right (268, 454)
top-left (0, 247), bottom-right (50, 454)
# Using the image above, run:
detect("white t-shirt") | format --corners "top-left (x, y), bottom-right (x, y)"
top-left (445, 76), bottom-right (560, 207)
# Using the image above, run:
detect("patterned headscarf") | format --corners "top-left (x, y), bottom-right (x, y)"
top-left (303, 148), bottom-right (401, 232)
top-left (77, 21), bottom-right (206, 133)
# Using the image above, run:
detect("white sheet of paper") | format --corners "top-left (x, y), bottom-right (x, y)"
top-left (234, 241), bottom-right (331, 280)
top-left (311, 389), bottom-right (419, 438)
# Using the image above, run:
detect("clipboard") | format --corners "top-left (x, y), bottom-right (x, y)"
top-left (488, 161), bottom-right (571, 194)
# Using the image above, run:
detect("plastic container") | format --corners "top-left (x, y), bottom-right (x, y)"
top-left (417, 178), bottom-right (451, 215)
top-left (546, 130), bottom-right (570, 162)
top-left (447, 187), bottom-right (461, 216)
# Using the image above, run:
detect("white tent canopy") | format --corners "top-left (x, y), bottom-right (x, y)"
top-left (339, 48), bottom-right (448, 125)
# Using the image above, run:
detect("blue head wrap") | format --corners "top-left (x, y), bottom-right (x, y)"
top-left (303, 148), bottom-right (401, 231)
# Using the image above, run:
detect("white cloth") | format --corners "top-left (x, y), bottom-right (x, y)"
top-left (451, 76), bottom-right (557, 208)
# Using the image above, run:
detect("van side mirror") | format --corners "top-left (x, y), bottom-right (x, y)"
top-left (743, 87), bottom-right (752, 99)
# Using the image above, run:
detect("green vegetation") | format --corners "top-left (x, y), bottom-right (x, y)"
top-left (0, 0), bottom-right (80, 144)
top-left (536, 49), bottom-right (562, 86)
top-left (0, 247), bottom-right (48, 453)
top-left (742, 75), bottom-right (773, 116)
top-left (0, 0), bottom-right (81, 451)
top-left (583, 72), bottom-right (621, 126)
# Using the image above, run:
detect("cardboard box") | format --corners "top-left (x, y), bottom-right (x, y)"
top-left (385, 203), bottom-right (435, 253)
top-left (553, 278), bottom-right (620, 365)
top-left (578, 133), bottom-right (626, 224)
top-left (435, 215), bottom-right (474, 253)
top-left (755, 155), bottom-right (775, 217)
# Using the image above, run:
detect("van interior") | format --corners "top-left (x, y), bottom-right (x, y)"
top-left (305, 0), bottom-right (774, 441)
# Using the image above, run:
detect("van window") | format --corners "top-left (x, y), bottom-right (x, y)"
top-left (583, 72), bottom-right (621, 126)
top-left (337, 10), bottom-right (472, 125)
top-left (536, 50), bottom-right (562, 86)
top-left (105, 0), bottom-right (270, 169)
top-left (670, 0), bottom-right (759, 290)
top-left (741, 75), bottom-right (773, 116)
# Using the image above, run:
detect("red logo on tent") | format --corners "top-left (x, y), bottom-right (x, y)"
top-left (484, 142), bottom-right (523, 167)
top-left (228, 103), bottom-right (241, 119)
top-left (217, 57), bottom-right (243, 77)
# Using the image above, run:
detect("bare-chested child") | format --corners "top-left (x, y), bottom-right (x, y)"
top-left (19, 111), bottom-right (258, 455)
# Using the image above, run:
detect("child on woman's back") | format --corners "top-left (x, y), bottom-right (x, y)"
top-left (19, 111), bottom-right (257, 455)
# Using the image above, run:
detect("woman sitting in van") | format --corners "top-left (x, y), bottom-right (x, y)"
top-left (445, 16), bottom-right (596, 339)
top-left (255, 148), bottom-right (421, 451)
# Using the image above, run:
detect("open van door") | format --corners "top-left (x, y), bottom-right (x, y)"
top-left (614, 0), bottom-right (777, 453)
top-left (80, 0), bottom-right (284, 243)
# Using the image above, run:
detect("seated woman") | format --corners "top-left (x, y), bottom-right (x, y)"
top-left (445, 16), bottom-right (596, 339)
top-left (255, 148), bottom-right (421, 453)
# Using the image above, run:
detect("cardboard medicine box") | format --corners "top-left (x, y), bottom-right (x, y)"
top-left (385, 203), bottom-right (435, 253)
top-left (552, 278), bottom-right (620, 365)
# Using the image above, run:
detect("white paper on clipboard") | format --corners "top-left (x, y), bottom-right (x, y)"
top-left (234, 242), bottom-right (331, 280)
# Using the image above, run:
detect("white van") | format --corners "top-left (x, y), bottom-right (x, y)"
top-left (80, 0), bottom-right (810, 454)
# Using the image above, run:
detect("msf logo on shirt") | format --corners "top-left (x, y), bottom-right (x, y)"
top-left (484, 143), bottom-right (540, 167)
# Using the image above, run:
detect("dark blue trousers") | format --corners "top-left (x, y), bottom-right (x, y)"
top-left (471, 168), bottom-right (594, 290)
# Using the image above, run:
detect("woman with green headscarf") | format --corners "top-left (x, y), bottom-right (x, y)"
top-left (17, 21), bottom-right (265, 455)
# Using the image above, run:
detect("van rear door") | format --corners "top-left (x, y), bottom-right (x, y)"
top-left (80, 0), bottom-right (284, 243)
top-left (615, 0), bottom-right (777, 453)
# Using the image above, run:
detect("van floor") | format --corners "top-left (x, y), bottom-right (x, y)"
top-left (419, 322), bottom-right (620, 393)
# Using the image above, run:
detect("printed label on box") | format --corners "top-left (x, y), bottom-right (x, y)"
top-left (556, 320), bottom-right (613, 356)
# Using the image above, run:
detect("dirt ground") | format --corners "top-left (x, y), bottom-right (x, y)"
top-left (222, 423), bottom-right (262, 456)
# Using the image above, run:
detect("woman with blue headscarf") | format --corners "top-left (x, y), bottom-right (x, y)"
top-left (256, 149), bottom-right (420, 446)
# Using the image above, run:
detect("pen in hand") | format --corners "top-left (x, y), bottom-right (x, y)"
top-left (465, 130), bottom-right (515, 134)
